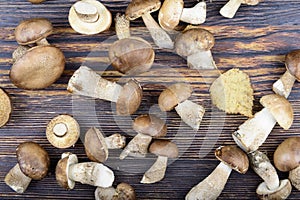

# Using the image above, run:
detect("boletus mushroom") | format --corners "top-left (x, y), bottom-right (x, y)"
top-left (55, 152), bottom-right (114, 190)
top-left (0, 88), bottom-right (12, 128)
top-left (274, 137), bottom-right (300, 190)
top-left (141, 139), bottom-right (178, 184)
top-left (67, 66), bottom-right (142, 115)
top-left (95, 182), bottom-right (136, 200)
top-left (186, 145), bottom-right (249, 200)
top-left (232, 93), bottom-right (293, 152)
top-left (158, 83), bottom-right (205, 130)
top-left (220, 0), bottom-right (261, 19)
top-left (68, 0), bottom-right (112, 35)
top-left (125, 0), bottom-right (174, 49)
top-left (84, 127), bottom-right (126, 163)
top-left (273, 49), bottom-right (300, 98)
top-left (46, 115), bottom-right (80, 148)
top-left (175, 27), bottom-right (216, 69)
top-left (4, 142), bottom-right (50, 193)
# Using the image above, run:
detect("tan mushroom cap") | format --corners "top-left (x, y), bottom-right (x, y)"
top-left (115, 182), bottom-right (136, 200)
top-left (14, 18), bottom-right (52, 45)
top-left (242, 0), bottom-right (261, 5)
top-left (158, 83), bottom-right (192, 111)
top-left (46, 115), bottom-right (80, 149)
top-left (285, 49), bottom-right (300, 81)
top-left (0, 88), bottom-right (12, 128)
top-left (125, 0), bottom-right (161, 20)
top-left (149, 140), bottom-right (179, 158)
top-left (68, 0), bottom-right (112, 35)
top-left (260, 94), bottom-right (293, 130)
top-left (16, 142), bottom-right (50, 180)
top-left (175, 28), bottom-right (215, 57)
top-left (116, 79), bottom-right (143, 115)
top-left (215, 145), bottom-right (249, 174)
top-left (133, 114), bottom-right (167, 138)
top-left (158, 0), bottom-right (183, 31)
top-left (28, 0), bottom-right (45, 3)
top-left (256, 179), bottom-right (292, 200)
top-left (10, 45), bottom-right (65, 89)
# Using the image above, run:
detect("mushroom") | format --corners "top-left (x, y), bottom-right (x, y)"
top-left (120, 114), bottom-right (167, 159)
top-left (68, 0), bottom-right (112, 35)
top-left (10, 45), bottom-right (65, 89)
top-left (0, 88), bottom-right (12, 128)
top-left (55, 152), bottom-right (114, 190)
top-left (84, 127), bottom-right (126, 163)
top-left (125, 0), bottom-right (174, 49)
top-left (12, 45), bottom-right (30, 63)
top-left (175, 27), bottom-right (216, 69)
top-left (28, 0), bottom-right (44, 3)
top-left (158, 83), bottom-right (205, 130)
top-left (220, 0), bottom-right (261, 19)
top-left (186, 145), bottom-right (249, 200)
top-left (232, 93), bottom-right (293, 153)
top-left (273, 49), bottom-right (300, 98)
top-left (67, 66), bottom-right (142, 115)
top-left (109, 13), bottom-right (155, 75)
top-left (4, 142), bottom-right (50, 193)
top-left (249, 150), bottom-right (292, 199)
top-left (46, 115), bottom-right (80, 148)
top-left (95, 182), bottom-right (136, 200)
top-left (141, 139), bottom-right (178, 184)
top-left (274, 137), bottom-right (300, 190)
top-left (158, 0), bottom-right (206, 31)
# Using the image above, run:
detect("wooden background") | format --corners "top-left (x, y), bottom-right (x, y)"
top-left (0, 0), bottom-right (300, 199)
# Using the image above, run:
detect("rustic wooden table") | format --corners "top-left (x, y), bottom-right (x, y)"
top-left (0, 0), bottom-right (300, 199)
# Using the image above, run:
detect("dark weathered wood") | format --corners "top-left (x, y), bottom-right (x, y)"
top-left (0, 0), bottom-right (300, 199)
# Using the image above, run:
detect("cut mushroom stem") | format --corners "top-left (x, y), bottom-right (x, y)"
top-left (272, 71), bottom-right (295, 98)
top-left (220, 0), bottom-right (242, 19)
top-left (180, 1), bottom-right (206, 24)
top-left (105, 133), bottom-right (126, 149)
top-left (141, 156), bottom-right (168, 184)
top-left (115, 13), bottom-right (131, 40)
top-left (73, 1), bottom-right (99, 23)
top-left (187, 50), bottom-right (217, 69)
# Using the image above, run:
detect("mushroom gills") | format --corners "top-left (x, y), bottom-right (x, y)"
top-left (4, 164), bottom-right (32, 193)
top-left (187, 50), bottom-right (217, 69)
top-left (140, 156), bottom-right (168, 184)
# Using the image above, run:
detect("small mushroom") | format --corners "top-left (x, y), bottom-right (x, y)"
top-left (273, 49), bottom-right (300, 98)
top-left (0, 88), bottom-right (12, 128)
top-left (28, 0), bottom-right (45, 3)
top-left (274, 137), bottom-right (300, 190)
top-left (95, 182), bottom-right (136, 200)
top-left (4, 142), bottom-right (50, 193)
top-left (186, 145), bottom-right (249, 200)
top-left (55, 152), bottom-right (114, 190)
top-left (46, 115), bottom-right (80, 149)
top-left (84, 127), bottom-right (126, 163)
top-left (158, 83), bottom-right (205, 130)
top-left (68, 0), bottom-right (112, 35)
top-left (158, 0), bottom-right (206, 31)
top-left (175, 27), bottom-right (216, 69)
top-left (232, 94), bottom-right (293, 152)
top-left (125, 0), bottom-right (174, 49)
top-left (67, 66), bottom-right (142, 115)
top-left (120, 114), bottom-right (167, 159)
top-left (141, 140), bottom-right (178, 184)
top-left (220, 0), bottom-right (261, 19)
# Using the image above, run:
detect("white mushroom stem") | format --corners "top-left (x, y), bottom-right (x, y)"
top-left (68, 162), bottom-right (114, 188)
top-left (185, 162), bottom-right (232, 200)
top-left (73, 1), bottom-right (99, 23)
top-left (272, 70), bottom-right (296, 98)
top-left (180, 1), bottom-right (206, 24)
top-left (219, 0), bottom-right (242, 19)
top-left (53, 123), bottom-right (68, 137)
top-left (67, 66), bottom-right (123, 102)
top-left (36, 38), bottom-right (50, 46)
top-left (105, 133), bottom-right (126, 149)
top-left (140, 156), bottom-right (168, 184)
top-left (141, 12), bottom-right (174, 49)
top-left (115, 13), bottom-right (131, 40)
top-left (232, 108), bottom-right (276, 153)
top-left (175, 100), bottom-right (205, 131)
top-left (289, 166), bottom-right (300, 190)
top-left (4, 164), bottom-right (32, 193)
top-left (119, 133), bottom-right (152, 159)
top-left (187, 51), bottom-right (217, 69)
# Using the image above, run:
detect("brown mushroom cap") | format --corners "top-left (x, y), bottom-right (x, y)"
top-left (14, 18), bottom-right (52, 45)
top-left (114, 182), bottom-right (136, 200)
top-left (158, 0), bottom-right (184, 31)
top-left (125, 0), bottom-right (161, 20)
top-left (285, 49), bottom-right (300, 81)
top-left (273, 137), bottom-right (300, 172)
top-left (256, 179), bottom-right (292, 200)
top-left (10, 45), bottom-right (65, 89)
top-left (260, 94), bottom-right (293, 130)
top-left (215, 145), bottom-right (249, 174)
top-left (109, 37), bottom-right (155, 75)
top-left (158, 83), bottom-right (192, 111)
top-left (175, 28), bottom-right (215, 57)
top-left (84, 127), bottom-right (108, 163)
top-left (16, 142), bottom-right (50, 180)
top-left (0, 88), bottom-right (12, 128)
top-left (149, 140), bottom-right (179, 158)
top-left (116, 79), bottom-right (143, 115)
top-left (132, 114), bottom-right (167, 138)
top-left (46, 115), bottom-right (80, 149)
